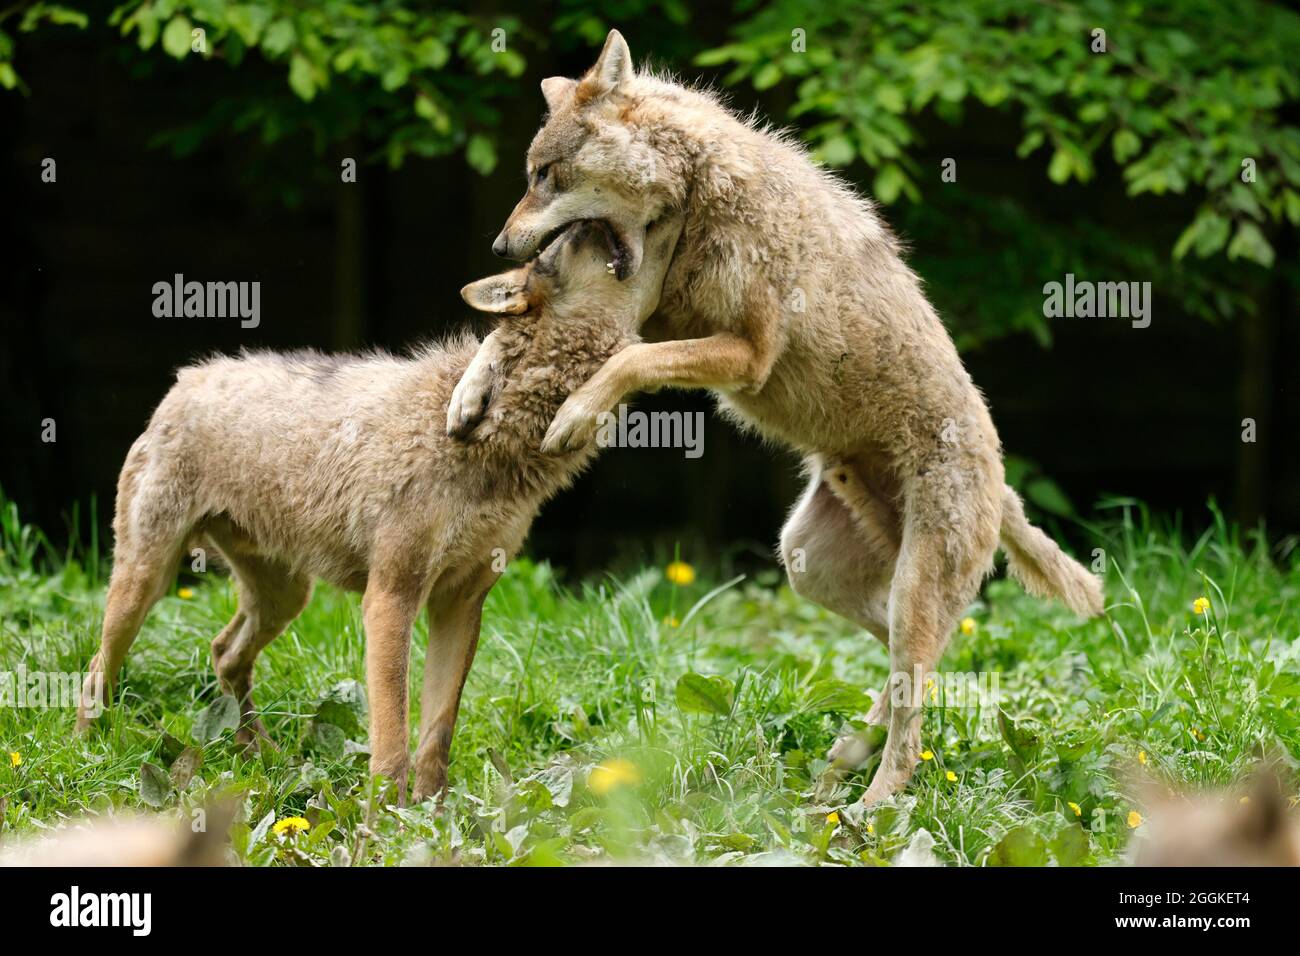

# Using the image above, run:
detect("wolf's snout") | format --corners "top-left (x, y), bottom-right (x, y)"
top-left (491, 233), bottom-right (510, 258)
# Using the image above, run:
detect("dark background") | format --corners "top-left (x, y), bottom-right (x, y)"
top-left (2, 7), bottom-right (1297, 577)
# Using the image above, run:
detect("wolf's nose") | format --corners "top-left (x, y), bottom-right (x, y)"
top-left (491, 234), bottom-right (509, 258)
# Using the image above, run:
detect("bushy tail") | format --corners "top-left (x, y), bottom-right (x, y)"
top-left (999, 486), bottom-right (1104, 617)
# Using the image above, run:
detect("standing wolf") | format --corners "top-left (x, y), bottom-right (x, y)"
top-left (451, 30), bottom-right (1103, 805)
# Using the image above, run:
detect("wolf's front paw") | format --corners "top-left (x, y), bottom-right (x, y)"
top-left (447, 365), bottom-right (495, 438)
top-left (541, 395), bottom-right (601, 455)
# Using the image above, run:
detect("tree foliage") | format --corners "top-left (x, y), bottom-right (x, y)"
top-left (4, 1), bottom-right (1296, 347)
top-left (4, 1), bottom-right (528, 172)
top-left (700, 0), bottom-right (1300, 269)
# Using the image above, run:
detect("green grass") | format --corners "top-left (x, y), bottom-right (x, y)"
top-left (1, 493), bottom-right (1297, 866)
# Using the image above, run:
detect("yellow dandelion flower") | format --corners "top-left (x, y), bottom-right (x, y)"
top-left (1138, 750), bottom-right (1147, 765)
top-left (177, 587), bottom-right (195, 600)
top-left (919, 750), bottom-right (934, 761)
top-left (1192, 597), bottom-right (1210, 616)
top-left (959, 617), bottom-right (976, 636)
top-left (866, 822), bottom-right (875, 835)
top-left (665, 561), bottom-right (696, 586)
top-left (1127, 810), bottom-right (1143, 829)
top-left (663, 615), bottom-right (680, 628)
top-left (1068, 801), bottom-right (1082, 817)
top-left (945, 770), bottom-right (957, 782)
top-left (272, 816), bottom-right (310, 837)
top-left (826, 811), bottom-right (840, 826)
top-left (8, 751), bottom-right (20, 768)
top-left (588, 758), bottom-right (641, 796)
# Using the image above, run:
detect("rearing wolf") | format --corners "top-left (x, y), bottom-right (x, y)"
top-left (450, 30), bottom-right (1104, 805)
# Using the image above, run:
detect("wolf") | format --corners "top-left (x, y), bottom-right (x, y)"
top-left (1131, 767), bottom-right (1300, 867)
top-left (75, 216), bottom-right (681, 804)
top-left (449, 30), bottom-right (1104, 806)
top-left (0, 802), bottom-right (236, 867)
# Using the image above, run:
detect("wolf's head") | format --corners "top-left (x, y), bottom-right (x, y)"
top-left (464, 214), bottom-right (683, 328)
top-left (492, 30), bottom-right (679, 281)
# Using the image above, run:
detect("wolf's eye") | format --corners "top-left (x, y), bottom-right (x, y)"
top-left (533, 163), bottom-right (552, 185)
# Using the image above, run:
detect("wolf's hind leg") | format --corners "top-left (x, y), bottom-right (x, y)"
top-left (208, 545), bottom-right (312, 748)
top-left (860, 475), bottom-right (998, 806)
top-left (77, 541), bottom-right (187, 729)
top-left (780, 466), bottom-right (900, 772)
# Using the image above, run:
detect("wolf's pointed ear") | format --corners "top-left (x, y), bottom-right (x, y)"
top-left (541, 76), bottom-right (575, 112)
top-left (581, 29), bottom-right (633, 99)
top-left (461, 271), bottom-right (531, 315)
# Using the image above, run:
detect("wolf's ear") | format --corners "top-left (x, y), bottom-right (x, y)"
top-left (541, 76), bottom-right (575, 112)
top-left (581, 29), bottom-right (633, 99)
top-left (461, 271), bottom-right (531, 315)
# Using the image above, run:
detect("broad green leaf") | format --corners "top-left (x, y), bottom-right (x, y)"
top-left (138, 761), bottom-right (171, 807)
top-left (169, 746), bottom-right (202, 789)
top-left (988, 826), bottom-right (1048, 866)
top-left (1047, 147), bottom-right (1074, 184)
top-left (466, 134), bottom-right (496, 175)
top-left (1226, 221), bottom-right (1274, 267)
top-left (676, 672), bottom-right (734, 716)
top-left (817, 134), bottom-right (855, 167)
top-left (1112, 129), bottom-right (1141, 163)
top-left (1026, 477), bottom-right (1074, 516)
top-left (1050, 823), bottom-right (1090, 866)
top-left (874, 163), bottom-right (906, 204)
top-left (161, 16), bottom-right (191, 59)
top-left (288, 53), bottom-right (317, 101)
top-left (752, 63), bottom-right (781, 90)
top-left (193, 694), bottom-right (240, 742)
top-left (261, 19), bottom-right (295, 57)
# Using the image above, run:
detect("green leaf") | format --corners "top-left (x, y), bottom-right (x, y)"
top-left (161, 16), bottom-right (191, 60)
top-left (1111, 129), bottom-right (1141, 163)
top-left (1050, 823), bottom-right (1090, 866)
top-left (817, 134), bottom-right (855, 167)
top-left (675, 672), bottom-right (734, 716)
top-left (801, 678), bottom-right (870, 714)
top-left (1173, 209), bottom-right (1230, 260)
top-left (466, 134), bottom-right (496, 175)
top-left (1226, 221), bottom-right (1274, 267)
top-left (998, 710), bottom-right (1040, 763)
top-left (305, 720), bottom-right (346, 757)
top-left (169, 746), bottom-right (202, 789)
top-left (1025, 476), bottom-right (1074, 517)
top-left (249, 809), bottom-right (275, 847)
top-left (193, 694), bottom-right (240, 742)
top-left (752, 63), bottom-right (781, 91)
top-left (875, 85), bottom-right (906, 113)
top-left (1047, 147), bottom-right (1074, 184)
top-left (874, 164), bottom-right (906, 204)
top-left (261, 19), bottom-right (295, 57)
top-left (314, 679), bottom-right (367, 736)
top-left (288, 53), bottom-right (317, 101)
top-left (988, 826), bottom-right (1048, 866)
top-left (138, 761), bottom-right (171, 807)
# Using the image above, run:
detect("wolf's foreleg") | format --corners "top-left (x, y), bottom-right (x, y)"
top-left (447, 328), bottom-right (506, 438)
top-left (540, 331), bottom-right (769, 453)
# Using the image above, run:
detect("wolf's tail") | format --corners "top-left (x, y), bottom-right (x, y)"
top-left (999, 486), bottom-right (1104, 617)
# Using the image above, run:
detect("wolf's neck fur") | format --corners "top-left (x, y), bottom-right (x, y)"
top-left (477, 310), bottom-right (629, 454)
